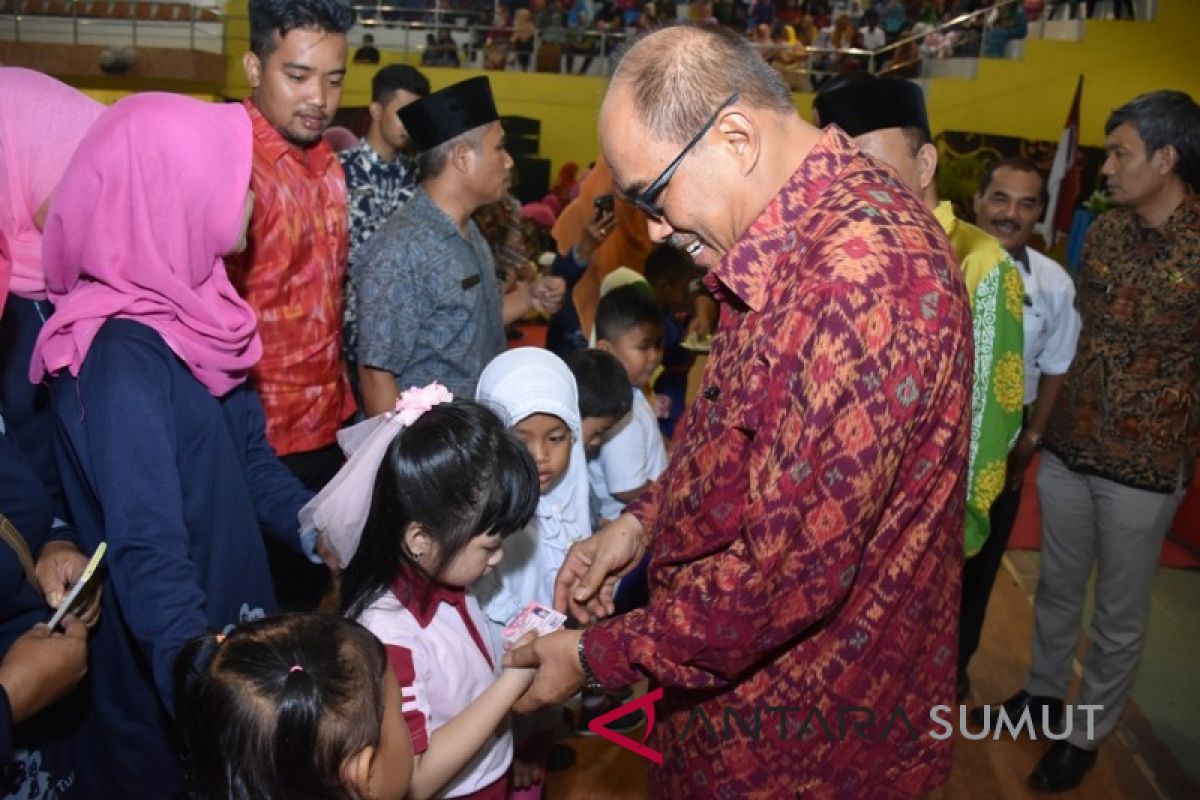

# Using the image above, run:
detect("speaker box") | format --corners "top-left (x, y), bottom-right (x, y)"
top-left (511, 157), bottom-right (551, 203)
top-left (505, 137), bottom-right (540, 157)
top-left (500, 116), bottom-right (541, 139)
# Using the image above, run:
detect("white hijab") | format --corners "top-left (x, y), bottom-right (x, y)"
top-left (473, 348), bottom-right (591, 621)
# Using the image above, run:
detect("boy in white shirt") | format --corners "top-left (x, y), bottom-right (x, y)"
top-left (587, 284), bottom-right (669, 525)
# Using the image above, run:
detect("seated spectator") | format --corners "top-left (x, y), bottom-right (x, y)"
top-left (484, 7), bottom-right (513, 69)
top-left (750, 0), bottom-right (776, 27)
top-left (635, 1), bottom-right (665, 31)
top-left (422, 29), bottom-right (462, 67)
top-left (353, 32), bottom-right (381, 64)
top-left (983, 0), bottom-right (1028, 57)
top-left (796, 13), bottom-right (818, 45)
top-left (538, 0), bottom-right (569, 47)
top-left (860, 9), bottom-right (887, 51)
top-left (512, 8), bottom-right (537, 70)
top-left (689, 0), bottom-right (716, 24)
top-left (880, 19), bottom-right (922, 77)
top-left (884, 0), bottom-right (908, 39)
top-left (777, 0), bottom-right (801, 25)
top-left (770, 22), bottom-right (804, 65)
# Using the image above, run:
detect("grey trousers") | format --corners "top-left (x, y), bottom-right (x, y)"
top-left (1025, 451), bottom-right (1183, 749)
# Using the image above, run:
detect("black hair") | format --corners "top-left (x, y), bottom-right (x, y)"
top-left (568, 349), bottom-right (635, 420)
top-left (978, 156), bottom-right (1048, 208)
top-left (249, 0), bottom-right (356, 60)
top-left (643, 244), bottom-right (695, 288)
top-left (371, 64), bottom-right (430, 104)
top-left (1105, 90), bottom-right (1200, 193)
top-left (595, 283), bottom-right (664, 345)
top-left (338, 401), bottom-right (539, 620)
top-left (174, 614), bottom-right (386, 800)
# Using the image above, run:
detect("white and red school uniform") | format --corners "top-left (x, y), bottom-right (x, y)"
top-left (357, 566), bottom-right (511, 800)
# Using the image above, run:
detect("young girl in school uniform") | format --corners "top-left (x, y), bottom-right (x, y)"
top-left (304, 385), bottom-right (542, 800)
top-left (473, 347), bottom-right (594, 797)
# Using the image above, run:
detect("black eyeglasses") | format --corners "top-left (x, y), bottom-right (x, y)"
top-left (623, 92), bottom-right (740, 220)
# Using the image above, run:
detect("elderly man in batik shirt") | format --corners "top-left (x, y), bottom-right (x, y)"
top-left (505, 26), bottom-right (972, 799)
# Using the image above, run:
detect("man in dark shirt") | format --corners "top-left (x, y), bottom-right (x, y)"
top-left (353, 33), bottom-right (381, 63)
top-left (354, 78), bottom-right (564, 415)
top-left (983, 89), bottom-right (1200, 793)
top-left (340, 64), bottom-right (429, 393)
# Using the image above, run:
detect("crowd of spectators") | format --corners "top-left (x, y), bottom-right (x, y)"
top-left (354, 0), bottom-right (1143, 81)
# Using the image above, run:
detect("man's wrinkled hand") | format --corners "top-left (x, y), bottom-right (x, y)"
top-left (505, 628), bottom-right (585, 714)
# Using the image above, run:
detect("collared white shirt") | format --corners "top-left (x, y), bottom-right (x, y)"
top-left (1015, 246), bottom-right (1081, 403)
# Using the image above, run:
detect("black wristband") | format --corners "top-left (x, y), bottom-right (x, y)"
top-left (577, 635), bottom-right (604, 690)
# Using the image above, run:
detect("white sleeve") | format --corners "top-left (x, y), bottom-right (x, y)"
top-left (598, 396), bottom-right (666, 494)
top-left (1036, 267), bottom-right (1081, 377)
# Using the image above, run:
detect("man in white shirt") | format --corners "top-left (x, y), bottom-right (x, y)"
top-left (859, 9), bottom-right (887, 51)
top-left (960, 156), bottom-right (1081, 699)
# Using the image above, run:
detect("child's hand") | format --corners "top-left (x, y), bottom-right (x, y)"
top-left (510, 756), bottom-right (545, 790)
top-left (503, 631), bottom-right (539, 689)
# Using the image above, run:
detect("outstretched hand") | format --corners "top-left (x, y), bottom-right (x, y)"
top-left (552, 513), bottom-right (647, 624)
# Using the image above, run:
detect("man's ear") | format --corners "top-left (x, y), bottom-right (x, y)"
top-left (1151, 143), bottom-right (1180, 178)
top-left (916, 142), bottom-right (939, 194)
top-left (595, 339), bottom-right (615, 355)
top-left (242, 51), bottom-right (262, 90)
top-left (368, 100), bottom-right (383, 124)
top-left (451, 139), bottom-right (476, 175)
top-left (716, 109), bottom-right (758, 178)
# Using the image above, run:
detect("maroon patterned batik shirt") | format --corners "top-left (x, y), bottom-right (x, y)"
top-left (584, 127), bottom-right (972, 799)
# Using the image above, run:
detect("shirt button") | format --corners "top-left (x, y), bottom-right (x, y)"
top-left (703, 386), bottom-right (720, 401)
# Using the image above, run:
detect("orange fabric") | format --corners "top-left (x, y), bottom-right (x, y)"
top-left (551, 155), bottom-right (655, 336)
top-left (228, 100), bottom-right (356, 457)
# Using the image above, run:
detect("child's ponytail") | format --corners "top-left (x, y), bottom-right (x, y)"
top-left (174, 614), bottom-right (388, 800)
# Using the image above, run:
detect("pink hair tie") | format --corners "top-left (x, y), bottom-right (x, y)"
top-left (289, 665), bottom-right (304, 673)
top-left (393, 382), bottom-right (454, 426)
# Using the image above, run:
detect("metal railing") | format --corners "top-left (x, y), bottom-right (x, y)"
top-left (2, 0), bottom-right (224, 51)
top-left (0, 0), bottom-right (1157, 81)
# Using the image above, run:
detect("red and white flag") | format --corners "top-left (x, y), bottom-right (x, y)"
top-left (1041, 76), bottom-right (1083, 248)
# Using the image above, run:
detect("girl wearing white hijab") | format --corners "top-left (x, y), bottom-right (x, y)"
top-left (472, 347), bottom-right (591, 629)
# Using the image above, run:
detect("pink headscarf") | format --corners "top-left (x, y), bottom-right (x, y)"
top-left (0, 68), bottom-right (104, 305)
top-left (29, 93), bottom-right (262, 397)
top-left (521, 202), bottom-right (556, 229)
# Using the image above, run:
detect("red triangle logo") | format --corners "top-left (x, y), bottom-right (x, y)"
top-left (587, 686), bottom-right (663, 764)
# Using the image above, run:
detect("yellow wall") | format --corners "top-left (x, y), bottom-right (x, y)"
top-left (215, 0), bottom-right (1200, 171)
top-left (917, 0), bottom-right (1200, 148)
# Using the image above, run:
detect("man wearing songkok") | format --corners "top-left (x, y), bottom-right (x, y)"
top-left (815, 76), bottom-right (1025, 585)
top-left (504, 25), bottom-right (971, 799)
top-left (355, 76), bottom-right (565, 415)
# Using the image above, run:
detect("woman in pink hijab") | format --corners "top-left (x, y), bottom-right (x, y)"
top-left (0, 68), bottom-right (103, 509)
top-left (28, 93), bottom-right (316, 799)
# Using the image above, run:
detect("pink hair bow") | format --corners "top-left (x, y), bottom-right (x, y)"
top-left (393, 382), bottom-right (454, 426)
